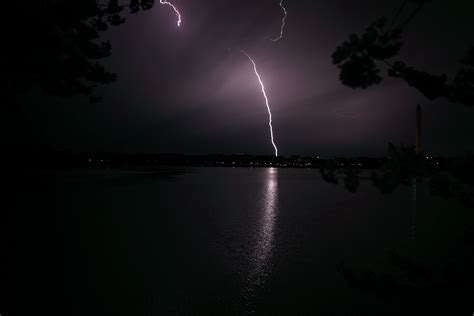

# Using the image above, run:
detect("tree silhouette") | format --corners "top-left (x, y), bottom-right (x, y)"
top-left (2, 0), bottom-right (155, 103)
top-left (332, 0), bottom-right (473, 107)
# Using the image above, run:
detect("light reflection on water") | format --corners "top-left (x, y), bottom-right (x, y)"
top-left (242, 167), bottom-right (278, 311)
top-left (411, 180), bottom-right (418, 240)
top-left (12, 167), bottom-right (443, 314)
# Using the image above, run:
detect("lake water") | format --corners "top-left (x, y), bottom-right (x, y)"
top-left (6, 167), bottom-right (461, 314)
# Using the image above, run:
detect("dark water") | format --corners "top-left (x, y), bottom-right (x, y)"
top-left (5, 167), bottom-right (469, 314)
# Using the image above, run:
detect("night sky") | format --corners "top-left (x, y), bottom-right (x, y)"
top-left (7, 0), bottom-right (474, 156)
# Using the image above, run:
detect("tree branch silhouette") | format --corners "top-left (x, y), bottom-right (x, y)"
top-left (2, 0), bottom-right (155, 104)
top-left (332, 0), bottom-right (473, 107)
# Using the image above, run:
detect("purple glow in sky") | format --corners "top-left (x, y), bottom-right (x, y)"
top-left (11, 1), bottom-right (474, 156)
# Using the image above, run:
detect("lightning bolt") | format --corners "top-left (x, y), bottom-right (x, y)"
top-left (271, 0), bottom-right (287, 42)
top-left (241, 50), bottom-right (279, 157)
top-left (159, 0), bottom-right (182, 27)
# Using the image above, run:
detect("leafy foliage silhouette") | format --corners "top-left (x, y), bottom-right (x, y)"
top-left (2, 0), bottom-right (155, 103)
top-left (332, 0), bottom-right (473, 106)
top-left (320, 142), bottom-right (474, 208)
